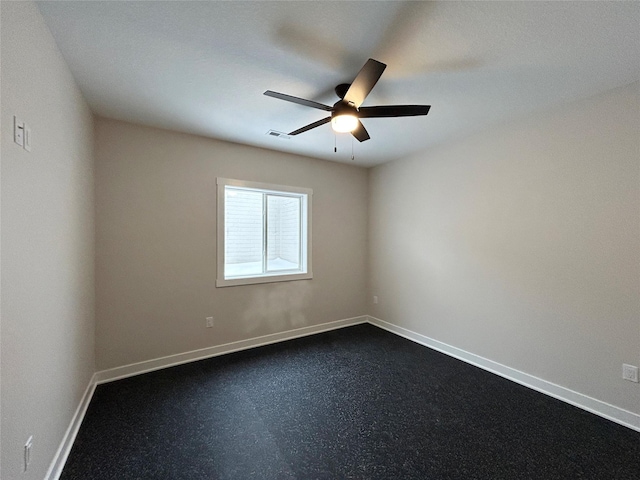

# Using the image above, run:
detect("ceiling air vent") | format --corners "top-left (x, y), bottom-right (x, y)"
top-left (266, 130), bottom-right (291, 140)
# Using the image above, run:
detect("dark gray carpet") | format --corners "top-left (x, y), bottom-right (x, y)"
top-left (61, 323), bottom-right (640, 479)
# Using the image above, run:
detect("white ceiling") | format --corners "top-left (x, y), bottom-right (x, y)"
top-left (37, 1), bottom-right (639, 167)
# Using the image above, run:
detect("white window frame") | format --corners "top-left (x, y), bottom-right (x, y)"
top-left (216, 178), bottom-right (313, 287)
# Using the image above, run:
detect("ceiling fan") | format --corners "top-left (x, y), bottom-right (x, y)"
top-left (264, 58), bottom-right (431, 142)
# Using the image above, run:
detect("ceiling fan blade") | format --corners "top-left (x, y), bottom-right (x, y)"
top-left (343, 59), bottom-right (387, 108)
top-left (289, 117), bottom-right (331, 136)
top-left (351, 120), bottom-right (370, 142)
top-left (358, 105), bottom-right (431, 118)
top-left (264, 91), bottom-right (332, 111)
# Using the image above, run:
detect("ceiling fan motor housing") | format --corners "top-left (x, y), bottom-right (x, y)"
top-left (332, 100), bottom-right (358, 118)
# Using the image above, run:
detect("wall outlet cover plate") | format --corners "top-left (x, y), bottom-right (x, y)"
top-left (622, 364), bottom-right (638, 383)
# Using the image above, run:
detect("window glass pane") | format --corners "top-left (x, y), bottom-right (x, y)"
top-left (217, 178), bottom-right (311, 287)
top-left (267, 195), bottom-right (301, 272)
top-left (225, 188), bottom-right (264, 277)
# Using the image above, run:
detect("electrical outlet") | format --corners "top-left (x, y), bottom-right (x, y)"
top-left (622, 364), bottom-right (638, 383)
top-left (373, 296), bottom-right (378, 304)
top-left (206, 317), bottom-right (214, 328)
top-left (24, 436), bottom-right (33, 472)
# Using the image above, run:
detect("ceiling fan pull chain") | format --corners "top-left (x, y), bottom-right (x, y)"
top-left (334, 132), bottom-right (337, 153)
top-left (351, 136), bottom-right (355, 161)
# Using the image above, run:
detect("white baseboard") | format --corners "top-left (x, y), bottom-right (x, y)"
top-left (45, 374), bottom-right (97, 480)
top-left (367, 315), bottom-right (640, 433)
top-left (94, 315), bottom-right (368, 384)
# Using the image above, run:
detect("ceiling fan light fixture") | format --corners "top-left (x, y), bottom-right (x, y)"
top-left (331, 114), bottom-right (358, 133)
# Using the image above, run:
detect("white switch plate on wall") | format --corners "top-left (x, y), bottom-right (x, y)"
top-left (23, 123), bottom-right (32, 151)
top-left (14, 116), bottom-right (24, 147)
top-left (13, 116), bottom-right (31, 151)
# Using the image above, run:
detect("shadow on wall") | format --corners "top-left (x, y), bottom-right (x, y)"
top-left (242, 280), bottom-right (313, 335)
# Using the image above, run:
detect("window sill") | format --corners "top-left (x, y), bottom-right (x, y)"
top-left (216, 271), bottom-right (313, 288)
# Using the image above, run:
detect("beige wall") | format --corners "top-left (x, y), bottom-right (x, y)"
top-left (369, 82), bottom-right (640, 414)
top-left (1, 2), bottom-right (96, 479)
top-left (95, 118), bottom-right (368, 370)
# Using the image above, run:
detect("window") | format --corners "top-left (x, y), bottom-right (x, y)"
top-left (216, 178), bottom-right (312, 287)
